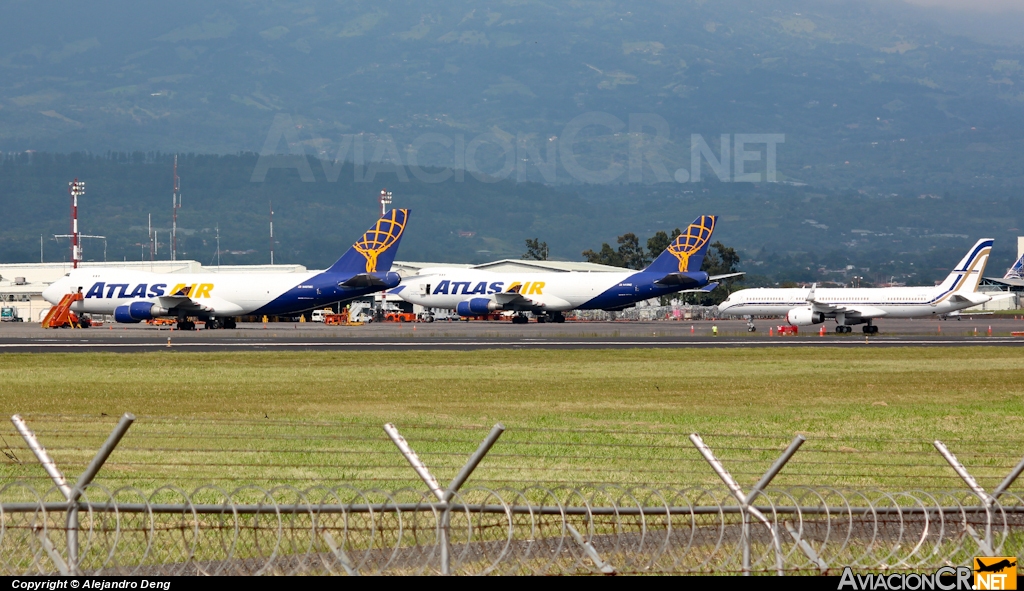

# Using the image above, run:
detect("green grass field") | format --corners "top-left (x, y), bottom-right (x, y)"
top-left (1, 348), bottom-right (1022, 495)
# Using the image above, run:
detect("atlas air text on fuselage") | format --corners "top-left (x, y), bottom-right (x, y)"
top-left (83, 282), bottom-right (215, 299)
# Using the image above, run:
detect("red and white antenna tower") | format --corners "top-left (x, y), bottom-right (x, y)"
top-left (68, 179), bottom-right (85, 268)
top-left (379, 188), bottom-right (392, 216)
top-left (172, 155), bottom-right (181, 261)
top-left (269, 201), bottom-right (275, 265)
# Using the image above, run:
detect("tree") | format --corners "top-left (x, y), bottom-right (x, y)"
top-left (646, 228), bottom-right (682, 260)
top-left (582, 233), bottom-right (649, 269)
top-left (617, 233), bottom-right (649, 270)
top-left (522, 238), bottom-right (549, 261)
top-left (582, 243), bottom-right (623, 267)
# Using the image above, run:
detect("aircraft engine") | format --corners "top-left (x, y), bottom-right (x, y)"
top-left (786, 306), bottom-right (825, 326)
top-left (456, 298), bottom-right (498, 316)
top-left (114, 302), bottom-right (170, 323)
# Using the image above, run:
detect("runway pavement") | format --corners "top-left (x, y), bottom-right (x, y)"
top-left (1, 316), bottom-right (1022, 352)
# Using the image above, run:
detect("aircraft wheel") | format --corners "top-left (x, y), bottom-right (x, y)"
top-left (862, 326), bottom-right (870, 333)
top-left (536, 316), bottom-right (546, 324)
top-left (747, 326), bottom-right (756, 332)
top-left (554, 314), bottom-right (566, 324)
top-left (205, 319), bottom-right (220, 330)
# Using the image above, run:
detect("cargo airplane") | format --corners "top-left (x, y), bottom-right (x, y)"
top-left (41, 209), bottom-right (410, 330)
top-left (718, 238), bottom-right (993, 333)
top-left (394, 216), bottom-right (740, 323)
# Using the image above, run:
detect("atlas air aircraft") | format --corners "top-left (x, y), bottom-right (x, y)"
top-left (718, 238), bottom-right (993, 334)
top-left (394, 216), bottom-right (741, 323)
top-left (41, 209), bottom-right (410, 330)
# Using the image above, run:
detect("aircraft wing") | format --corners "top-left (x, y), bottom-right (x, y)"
top-left (154, 295), bottom-right (242, 315)
top-left (804, 287), bottom-right (887, 319)
top-left (840, 306), bottom-right (887, 319)
top-left (155, 295), bottom-right (204, 310)
top-left (949, 292), bottom-right (994, 306)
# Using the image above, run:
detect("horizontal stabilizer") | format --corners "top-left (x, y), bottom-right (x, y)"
top-left (654, 273), bottom-right (702, 287)
top-left (679, 282), bottom-right (719, 294)
top-left (709, 272), bottom-right (744, 281)
top-left (340, 273), bottom-right (390, 289)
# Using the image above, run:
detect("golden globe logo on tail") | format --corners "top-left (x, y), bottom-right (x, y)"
top-left (353, 209), bottom-right (407, 273)
top-left (667, 216), bottom-right (716, 272)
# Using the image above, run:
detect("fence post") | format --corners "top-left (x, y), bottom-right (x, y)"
top-left (690, 433), bottom-right (804, 576)
top-left (384, 422), bottom-right (505, 576)
top-left (11, 413), bottom-right (135, 575)
top-left (934, 441), bottom-right (1024, 556)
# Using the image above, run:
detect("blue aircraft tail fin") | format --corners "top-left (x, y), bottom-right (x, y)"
top-left (327, 209), bottom-right (410, 275)
top-left (1005, 252), bottom-right (1024, 280)
top-left (644, 215), bottom-right (718, 273)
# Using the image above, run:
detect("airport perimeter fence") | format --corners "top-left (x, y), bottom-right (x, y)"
top-left (573, 304), bottom-right (720, 322)
top-left (1, 414), bottom-right (1023, 575)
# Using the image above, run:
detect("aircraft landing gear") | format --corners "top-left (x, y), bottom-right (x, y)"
top-left (835, 325), bottom-right (852, 334)
top-left (223, 317), bottom-right (237, 329)
top-left (205, 319), bottom-right (221, 330)
top-left (545, 312), bottom-right (566, 324)
top-left (862, 324), bottom-right (878, 334)
top-left (511, 314), bottom-right (529, 325)
top-left (746, 318), bottom-right (757, 332)
top-left (177, 320), bottom-right (196, 331)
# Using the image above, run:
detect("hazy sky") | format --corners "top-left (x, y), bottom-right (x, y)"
top-left (904, 0), bottom-right (1024, 11)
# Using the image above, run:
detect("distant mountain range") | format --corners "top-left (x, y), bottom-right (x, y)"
top-left (2, 0), bottom-right (1024, 191)
top-left (2, 152), bottom-right (1021, 287)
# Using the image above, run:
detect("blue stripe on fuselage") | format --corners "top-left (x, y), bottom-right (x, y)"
top-left (579, 271), bottom-right (706, 310)
top-left (252, 271), bottom-right (398, 316)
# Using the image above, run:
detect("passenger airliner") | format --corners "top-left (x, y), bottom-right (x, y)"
top-left (395, 216), bottom-right (741, 323)
top-left (42, 209), bottom-right (410, 330)
top-left (718, 238), bottom-right (993, 333)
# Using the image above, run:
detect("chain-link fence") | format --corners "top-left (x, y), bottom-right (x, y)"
top-left (2, 483), bottom-right (1022, 575)
top-left (1, 414), bottom-right (1022, 575)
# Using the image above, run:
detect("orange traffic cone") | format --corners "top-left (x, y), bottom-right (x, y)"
top-left (769, 327), bottom-right (773, 337)
top-left (690, 325), bottom-right (694, 334)
top-left (988, 325), bottom-right (992, 336)
top-left (819, 325), bottom-right (825, 336)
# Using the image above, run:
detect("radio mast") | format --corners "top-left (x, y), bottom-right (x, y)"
top-left (269, 201), bottom-right (274, 265)
top-left (68, 179), bottom-right (85, 268)
top-left (172, 156), bottom-right (181, 261)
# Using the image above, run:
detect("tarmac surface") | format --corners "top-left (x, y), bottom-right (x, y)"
top-left (2, 315), bottom-right (1023, 352)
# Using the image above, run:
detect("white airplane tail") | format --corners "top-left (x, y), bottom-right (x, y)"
top-left (1004, 252), bottom-right (1024, 280)
top-left (936, 239), bottom-right (993, 295)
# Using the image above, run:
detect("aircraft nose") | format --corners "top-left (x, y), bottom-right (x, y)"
top-left (42, 279), bottom-right (66, 304)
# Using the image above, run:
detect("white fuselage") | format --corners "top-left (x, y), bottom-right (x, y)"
top-left (719, 286), bottom-right (983, 319)
top-left (43, 268), bottom-right (339, 317)
top-left (396, 267), bottom-right (673, 312)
